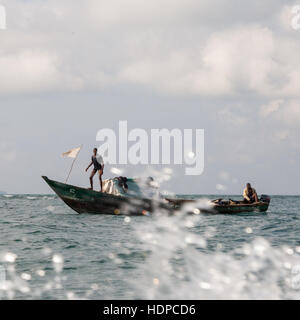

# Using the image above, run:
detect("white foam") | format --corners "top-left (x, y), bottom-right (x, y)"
top-left (27, 196), bottom-right (37, 200)
top-left (129, 211), bottom-right (300, 299)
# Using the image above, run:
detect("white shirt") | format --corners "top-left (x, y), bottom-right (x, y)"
top-left (96, 154), bottom-right (104, 166)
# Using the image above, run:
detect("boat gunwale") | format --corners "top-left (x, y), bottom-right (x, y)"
top-left (212, 202), bottom-right (269, 208)
top-left (42, 175), bottom-right (167, 207)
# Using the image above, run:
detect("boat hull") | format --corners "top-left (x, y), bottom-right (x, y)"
top-left (42, 176), bottom-right (168, 215)
top-left (43, 176), bottom-right (270, 215)
top-left (165, 198), bottom-right (270, 214)
top-left (210, 202), bottom-right (269, 214)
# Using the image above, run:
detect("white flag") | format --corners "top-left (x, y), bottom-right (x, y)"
top-left (62, 146), bottom-right (81, 158)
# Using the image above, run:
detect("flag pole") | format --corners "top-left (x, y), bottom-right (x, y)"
top-left (65, 145), bottom-right (83, 184)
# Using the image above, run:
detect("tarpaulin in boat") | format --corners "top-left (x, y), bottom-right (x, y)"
top-left (102, 176), bottom-right (161, 199)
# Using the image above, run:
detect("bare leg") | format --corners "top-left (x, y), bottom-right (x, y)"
top-left (98, 169), bottom-right (103, 192)
top-left (89, 169), bottom-right (96, 190)
top-left (254, 192), bottom-right (259, 202)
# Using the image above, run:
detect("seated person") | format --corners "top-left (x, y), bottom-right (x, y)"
top-left (243, 183), bottom-right (259, 203)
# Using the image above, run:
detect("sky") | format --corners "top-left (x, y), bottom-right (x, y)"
top-left (0, 0), bottom-right (300, 195)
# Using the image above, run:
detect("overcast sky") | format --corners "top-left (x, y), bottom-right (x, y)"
top-left (0, 0), bottom-right (300, 195)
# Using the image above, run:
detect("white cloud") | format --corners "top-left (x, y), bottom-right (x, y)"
top-left (260, 99), bottom-right (283, 117)
top-left (260, 99), bottom-right (300, 125)
top-left (0, 50), bottom-right (82, 94)
top-left (119, 24), bottom-right (300, 97)
top-left (0, 0), bottom-right (299, 194)
top-left (279, 5), bottom-right (295, 30)
top-left (217, 107), bottom-right (247, 126)
top-left (279, 100), bottom-right (300, 125)
top-left (0, 0), bottom-right (299, 97)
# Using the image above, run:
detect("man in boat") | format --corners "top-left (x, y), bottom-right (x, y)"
top-left (243, 183), bottom-right (259, 203)
top-left (85, 148), bottom-right (104, 192)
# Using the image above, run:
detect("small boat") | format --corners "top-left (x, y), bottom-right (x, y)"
top-left (166, 195), bottom-right (271, 214)
top-left (42, 176), bottom-right (170, 215)
top-left (43, 176), bottom-right (271, 215)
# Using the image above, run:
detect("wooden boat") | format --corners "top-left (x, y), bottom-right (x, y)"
top-left (166, 195), bottom-right (271, 214)
top-left (43, 176), bottom-right (270, 215)
top-left (42, 176), bottom-right (171, 215)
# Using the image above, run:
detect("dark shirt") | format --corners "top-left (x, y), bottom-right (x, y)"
top-left (248, 188), bottom-right (253, 198)
top-left (91, 156), bottom-right (102, 170)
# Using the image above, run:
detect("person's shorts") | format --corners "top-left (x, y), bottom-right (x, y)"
top-left (93, 165), bottom-right (102, 172)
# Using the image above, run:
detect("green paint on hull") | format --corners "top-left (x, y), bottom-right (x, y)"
top-left (42, 176), bottom-right (270, 215)
top-left (42, 176), bottom-right (167, 215)
top-left (166, 198), bottom-right (270, 214)
top-left (212, 202), bottom-right (269, 214)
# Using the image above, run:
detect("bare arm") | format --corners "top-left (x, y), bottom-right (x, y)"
top-left (243, 188), bottom-right (250, 201)
top-left (86, 161), bottom-right (93, 172)
top-left (253, 188), bottom-right (259, 202)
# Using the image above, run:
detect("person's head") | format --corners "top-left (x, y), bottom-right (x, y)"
top-left (93, 148), bottom-right (97, 156)
top-left (246, 183), bottom-right (251, 189)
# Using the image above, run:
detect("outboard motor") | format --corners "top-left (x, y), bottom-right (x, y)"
top-left (260, 194), bottom-right (271, 203)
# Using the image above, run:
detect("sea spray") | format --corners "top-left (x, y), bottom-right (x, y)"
top-left (129, 207), bottom-right (300, 299)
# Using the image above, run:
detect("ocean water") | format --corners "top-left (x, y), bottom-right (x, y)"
top-left (0, 194), bottom-right (300, 300)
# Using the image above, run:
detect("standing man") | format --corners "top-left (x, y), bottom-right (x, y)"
top-left (86, 148), bottom-right (104, 192)
top-left (243, 183), bottom-right (258, 203)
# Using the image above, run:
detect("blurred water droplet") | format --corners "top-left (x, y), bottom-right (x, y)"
top-left (205, 226), bottom-right (216, 238)
top-left (108, 253), bottom-right (115, 259)
top-left (19, 286), bottom-right (30, 293)
top-left (46, 206), bottom-right (55, 212)
top-left (111, 167), bottom-right (123, 175)
top-left (67, 291), bottom-right (75, 300)
top-left (188, 152), bottom-right (195, 158)
top-left (21, 273), bottom-right (31, 281)
top-left (4, 252), bottom-right (17, 263)
top-left (185, 236), bottom-right (193, 244)
top-left (91, 284), bottom-right (99, 291)
top-left (193, 208), bottom-right (200, 214)
top-left (185, 220), bottom-right (194, 228)
top-left (36, 269), bottom-right (45, 277)
top-left (199, 282), bottom-right (211, 289)
top-left (114, 209), bottom-right (120, 215)
top-left (52, 254), bottom-right (64, 273)
top-left (114, 258), bottom-right (123, 265)
top-left (284, 262), bottom-right (292, 269)
top-left (217, 243), bottom-right (223, 250)
top-left (245, 227), bottom-right (253, 234)
top-left (291, 265), bottom-right (300, 274)
top-left (163, 168), bottom-right (173, 175)
top-left (283, 246), bottom-right (294, 255)
top-left (42, 247), bottom-right (52, 256)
